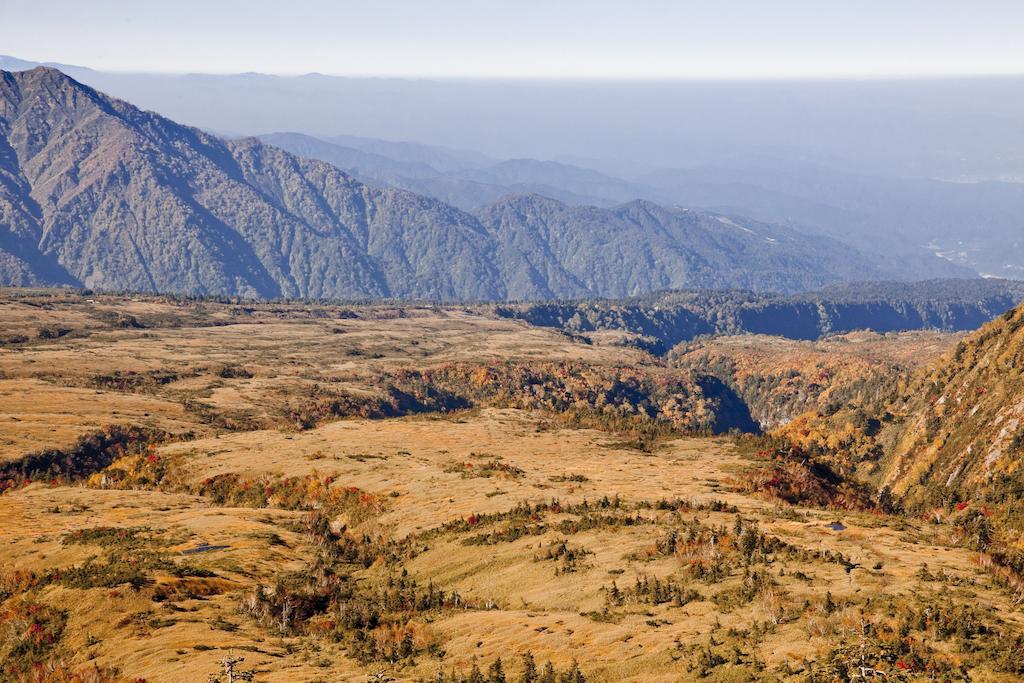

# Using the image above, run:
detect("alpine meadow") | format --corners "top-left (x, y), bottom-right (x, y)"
top-left (2, 3), bottom-right (1024, 682)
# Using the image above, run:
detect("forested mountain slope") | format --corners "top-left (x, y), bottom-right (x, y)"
top-left (260, 130), bottom-right (1013, 283)
top-left (1, 67), bottom-right (1001, 301)
top-left (0, 68), bottom-right (505, 300)
top-left (475, 194), bottom-right (887, 299)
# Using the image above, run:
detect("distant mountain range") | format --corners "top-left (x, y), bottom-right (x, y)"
top-left (257, 132), bottom-right (654, 210)
top-left (1, 67), bottom-right (919, 300)
top-left (4, 55), bottom-right (1021, 281)
top-left (256, 132), bottom-right (1022, 282)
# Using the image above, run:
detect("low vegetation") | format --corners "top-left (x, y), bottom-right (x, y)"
top-left (2, 291), bottom-right (1024, 681)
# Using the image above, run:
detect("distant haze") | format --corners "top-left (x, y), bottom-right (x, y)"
top-left (3, 0), bottom-right (1024, 286)
top-left (4, 58), bottom-right (1024, 181)
top-left (3, 0), bottom-right (1024, 79)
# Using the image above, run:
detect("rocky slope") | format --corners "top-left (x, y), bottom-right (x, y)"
top-left (3, 67), bottom-right (903, 300)
top-left (772, 300), bottom-right (1024, 584)
top-left (876, 304), bottom-right (1024, 507)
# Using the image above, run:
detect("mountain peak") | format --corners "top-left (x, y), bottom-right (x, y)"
top-left (6, 65), bottom-right (78, 88)
top-left (1, 65), bottom-right (112, 122)
top-left (616, 197), bottom-right (665, 212)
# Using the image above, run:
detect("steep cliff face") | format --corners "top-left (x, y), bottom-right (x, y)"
top-left (874, 304), bottom-right (1024, 506)
top-left (499, 280), bottom-right (1024, 351)
top-left (771, 301), bottom-right (1024, 521)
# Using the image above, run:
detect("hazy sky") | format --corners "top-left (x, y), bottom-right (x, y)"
top-left (3, 0), bottom-right (1024, 79)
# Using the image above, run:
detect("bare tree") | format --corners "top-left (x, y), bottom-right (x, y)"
top-left (206, 654), bottom-right (256, 683)
top-left (279, 597), bottom-right (293, 634)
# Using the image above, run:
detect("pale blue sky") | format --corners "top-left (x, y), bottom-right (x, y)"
top-left (2, 0), bottom-right (1024, 78)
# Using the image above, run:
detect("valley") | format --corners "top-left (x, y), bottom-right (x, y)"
top-left (5, 7), bottom-right (1024, 683)
top-left (2, 289), bottom-right (1024, 681)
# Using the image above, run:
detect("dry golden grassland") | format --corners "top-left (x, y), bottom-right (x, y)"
top-left (1, 290), bottom-right (1021, 682)
top-left (0, 289), bottom-right (643, 462)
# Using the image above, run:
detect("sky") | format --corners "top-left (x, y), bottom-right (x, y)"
top-left (2, 0), bottom-right (1024, 79)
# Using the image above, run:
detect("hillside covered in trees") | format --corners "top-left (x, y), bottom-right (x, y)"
top-left (0, 67), bottom-right (967, 302)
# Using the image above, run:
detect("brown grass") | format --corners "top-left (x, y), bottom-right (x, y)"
top-left (1, 291), bottom-right (1021, 682)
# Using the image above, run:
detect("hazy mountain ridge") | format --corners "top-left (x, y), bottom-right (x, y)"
top-left (8, 56), bottom-right (1021, 180)
top-left (257, 130), bottom-right (1009, 281)
top-left (6, 55), bottom-right (1019, 281)
top-left (641, 158), bottom-right (1024, 280)
top-left (259, 131), bottom-right (647, 210)
top-left (1, 68), bottom-right (907, 300)
top-left (325, 133), bottom-right (497, 172)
